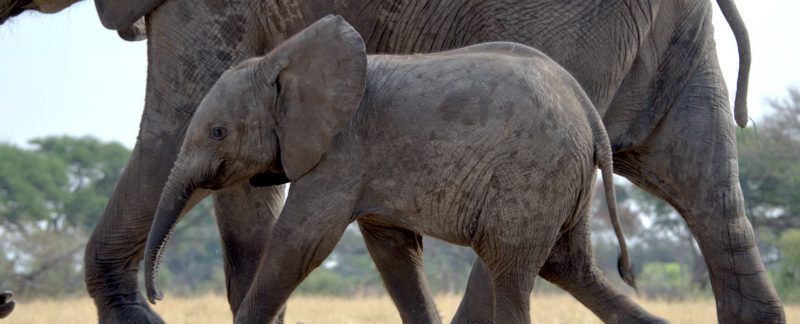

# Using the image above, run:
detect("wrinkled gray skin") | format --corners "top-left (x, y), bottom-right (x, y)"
top-left (0, 291), bottom-right (14, 319)
top-left (1, 0), bottom-right (784, 323)
top-left (144, 16), bottom-right (657, 324)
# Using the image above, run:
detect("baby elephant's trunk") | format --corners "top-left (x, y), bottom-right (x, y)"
top-left (144, 180), bottom-right (195, 304)
top-left (143, 165), bottom-right (211, 304)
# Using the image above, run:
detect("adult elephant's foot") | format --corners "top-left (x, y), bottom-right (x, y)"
top-left (85, 256), bottom-right (164, 323)
top-left (713, 274), bottom-right (785, 323)
top-left (694, 223), bottom-right (786, 323)
top-left (86, 241), bottom-right (165, 324)
top-left (0, 290), bottom-right (15, 318)
top-left (95, 293), bottom-right (165, 324)
top-left (86, 245), bottom-right (166, 324)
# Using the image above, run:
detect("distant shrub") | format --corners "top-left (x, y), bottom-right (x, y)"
top-left (771, 229), bottom-right (800, 302)
top-left (638, 262), bottom-right (693, 300)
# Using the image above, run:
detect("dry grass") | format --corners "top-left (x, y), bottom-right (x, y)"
top-left (7, 293), bottom-right (800, 323)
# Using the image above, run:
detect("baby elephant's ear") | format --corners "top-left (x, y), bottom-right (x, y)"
top-left (265, 15), bottom-right (367, 180)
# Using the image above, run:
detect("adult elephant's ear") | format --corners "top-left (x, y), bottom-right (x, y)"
top-left (94, 0), bottom-right (166, 38)
top-left (260, 15), bottom-right (367, 180)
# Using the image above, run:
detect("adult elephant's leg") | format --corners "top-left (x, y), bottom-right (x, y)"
top-left (84, 1), bottom-right (264, 322)
top-left (358, 221), bottom-right (442, 324)
top-left (84, 138), bottom-right (178, 323)
top-left (537, 218), bottom-right (665, 323)
top-left (214, 184), bottom-right (285, 316)
top-left (613, 51), bottom-right (785, 323)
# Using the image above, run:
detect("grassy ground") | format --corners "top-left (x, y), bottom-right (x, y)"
top-left (8, 293), bottom-right (800, 323)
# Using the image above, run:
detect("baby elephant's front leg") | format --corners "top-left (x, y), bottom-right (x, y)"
top-left (235, 182), bottom-right (358, 324)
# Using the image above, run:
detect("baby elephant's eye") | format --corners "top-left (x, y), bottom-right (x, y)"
top-left (210, 127), bottom-right (227, 141)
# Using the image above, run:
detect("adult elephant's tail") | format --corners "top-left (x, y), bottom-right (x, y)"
top-left (717, 0), bottom-right (751, 128)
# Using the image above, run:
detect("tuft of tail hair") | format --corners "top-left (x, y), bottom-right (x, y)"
top-left (618, 253), bottom-right (638, 292)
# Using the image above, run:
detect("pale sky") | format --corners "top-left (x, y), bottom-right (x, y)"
top-left (1, 1), bottom-right (798, 149)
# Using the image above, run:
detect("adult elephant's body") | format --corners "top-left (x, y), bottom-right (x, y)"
top-left (0, 0), bottom-right (783, 323)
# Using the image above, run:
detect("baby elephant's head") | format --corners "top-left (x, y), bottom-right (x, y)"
top-left (144, 15), bottom-right (367, 304)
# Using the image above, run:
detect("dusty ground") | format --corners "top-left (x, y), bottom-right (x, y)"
top-left (7, 293), bottom-right (800, 323)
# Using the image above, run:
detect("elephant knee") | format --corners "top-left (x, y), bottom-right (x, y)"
top-left (723, 217), bottom-right (757, 253)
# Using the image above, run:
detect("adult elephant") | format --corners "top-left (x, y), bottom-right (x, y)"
top-left (0, 0), bottom-right (784, 323)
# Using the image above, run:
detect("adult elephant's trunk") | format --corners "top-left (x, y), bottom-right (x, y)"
top-left (716, 0), bottom-right (751, 128)
top-left (0, 290), bottom-right (15, 319)
top-left (144, 164), bottom-right (209, 304)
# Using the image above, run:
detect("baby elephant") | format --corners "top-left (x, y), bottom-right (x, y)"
top-left (144, 15), bottom-right (640, 323)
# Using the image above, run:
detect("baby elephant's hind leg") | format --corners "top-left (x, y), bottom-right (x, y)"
top-left (539, 219), bottom-right (666, 323)
top-left (473, 237), bottom-right (555, 323)
top-left (471, 201), bottom-right (562, 324)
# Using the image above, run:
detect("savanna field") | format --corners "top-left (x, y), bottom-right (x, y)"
top-left (7, 293), bottom-right (800, 323)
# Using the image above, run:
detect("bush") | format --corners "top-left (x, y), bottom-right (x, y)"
top-left (638, 262), bottom-right (693, 300)
top-left (771, 229), bottom-right (800, 302)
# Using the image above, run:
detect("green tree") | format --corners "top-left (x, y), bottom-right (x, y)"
top-left (0, 141), bottom-right (80, 296)
top-left (29, 136), bottom-right (130, 232)
top-left (738, 88), bottom-right (800, 232)
top-left (772, 229), bottom-right (800, 301)
top-left (0, 144), bottom-right (69, 233)
top-left (1, 136), bottom-right (228, 297)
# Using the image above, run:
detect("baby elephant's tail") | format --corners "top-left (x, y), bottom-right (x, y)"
top-left (591, 113), bottom-right (637, 291)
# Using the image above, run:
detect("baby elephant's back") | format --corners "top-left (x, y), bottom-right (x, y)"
top-left (365, 43), bottom-right (599, 212)
top-left (369, 42), bottom-right (598, 163)
top-left (431, 41), bottom-right (597, 134)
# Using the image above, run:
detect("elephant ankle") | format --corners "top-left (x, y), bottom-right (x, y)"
top-left (717, 298), bottom-right (785, 324)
